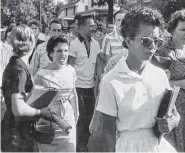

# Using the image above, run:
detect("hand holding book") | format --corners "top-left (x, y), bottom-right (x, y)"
top-left (153, 86), bottom-right (180, 143)
top-left (154, 108), bottom-right (180, 134)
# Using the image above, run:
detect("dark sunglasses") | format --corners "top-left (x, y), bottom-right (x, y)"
top-left (140, 37), bottom-right (163, 49)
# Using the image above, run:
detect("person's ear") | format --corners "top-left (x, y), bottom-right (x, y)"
top-left (50, 52), bottom-right (54, 58)
top-left (125, 37), bottom-right (131, 48)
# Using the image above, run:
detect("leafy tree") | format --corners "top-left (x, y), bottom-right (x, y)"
top-left (94, 0), bottom-right (142, 23)
top-left (1, 0), bottom-right (38, 25)
top-left (1, 0), bottom-right (57, 28)
top-left (95, 0), bottom-right (185, 24)
top-left (156, 0), bottom-right (185, 22)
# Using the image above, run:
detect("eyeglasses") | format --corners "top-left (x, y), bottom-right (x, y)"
top-left (140, 37), bottom-right (156, 49)
top-left (136, 36), bottom-right (163, 49)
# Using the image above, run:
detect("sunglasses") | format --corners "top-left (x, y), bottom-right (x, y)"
top-left (122, 36), bottom-right (163, 51)
top-left (139, 37), bottom-right (163, 49)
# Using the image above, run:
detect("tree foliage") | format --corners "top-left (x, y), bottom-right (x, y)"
top-left (1, 0), bottom-right (58, 29)
top-left (95, 0), bottom-right (185, 24)
top-left (155, 0), bottom-right (185, 22)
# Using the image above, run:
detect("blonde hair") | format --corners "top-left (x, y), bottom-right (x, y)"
top-left (10, 24), bottom-right (35, 57)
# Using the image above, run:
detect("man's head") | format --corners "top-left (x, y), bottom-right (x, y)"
top-left (78, 16), bottom-right (94, 38)
top-left (121, 7), bottom-right (164, 62)
top-left (74, 15), bottom-right (82, 35)
top-left (45, 27), bottom-right (50, 35)
top-left (94, 21), bottom-right (99, 32)
top-left (49, 19), bottom-right (63, 37)
top-left (27, 19), bottom-right (41, 39)
top-left (113, 9), bottom-right (127, 32)
top-left (107, 23), bottom-right (114, 34)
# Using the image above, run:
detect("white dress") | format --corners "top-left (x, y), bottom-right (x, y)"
top-left (34, 65), bottom-right (76, 152)
top-left (96, 57), bottom-right (177, 152)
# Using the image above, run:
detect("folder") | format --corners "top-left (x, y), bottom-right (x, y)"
top-left (26, 86), bottom-right (58, 109)
top-left (14, 86), bottom-right (58, 122)
top-left (153, 86), bottom-right (180, 143)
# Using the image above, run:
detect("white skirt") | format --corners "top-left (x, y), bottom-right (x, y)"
top-left (116, 128), bottom-right (177, 152)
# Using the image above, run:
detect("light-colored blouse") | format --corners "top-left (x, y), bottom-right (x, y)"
top-left (34, 65), bottom-right (76, 129)
top-left (96, 57), bottom-right (171, 132)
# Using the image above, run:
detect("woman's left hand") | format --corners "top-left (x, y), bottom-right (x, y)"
top-left (154, 109), bottom-right (180, 134)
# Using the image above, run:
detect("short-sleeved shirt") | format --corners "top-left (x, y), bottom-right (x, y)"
top-left (101, 29), bottom-right (128, 58)
top-left (69, 36), bottom-right (100, 88)
top-left (2, 56), bottom-right (34, 113)
top-left (29, 41), bottom-right (51, 76)
top-left (96, 57), bottom-right (171, 132)
top-left (1, 56), bottom-right (34, 146)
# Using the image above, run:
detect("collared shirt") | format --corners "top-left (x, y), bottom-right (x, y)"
top-left (101, 28), bottom-right (128, 58)
top-left (69, 36), bottom-right (100, 88)
top-left (1, 56), bottom-right (34, 145)
top-left (78, 34), bottom-right (92, 57)
top-left (96, 57), bottom-right (171, 132)
top-left (2, 56), bottom-right (34, 114)
top-left (29, 41), bottom-right (51, 76)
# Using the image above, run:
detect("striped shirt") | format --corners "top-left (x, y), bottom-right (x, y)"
top-left (101, 28), bottom-right (128, 58)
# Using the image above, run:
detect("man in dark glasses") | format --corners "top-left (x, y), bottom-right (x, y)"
top-left (88, 7), bottom-right (180, 152)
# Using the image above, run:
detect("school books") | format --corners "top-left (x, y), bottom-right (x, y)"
top-left (14, 86), bottom-right (58, 122)
top-left (26, 86), bottom-right (58, 109)
top-left (153, 86), bottom-right (180, 143)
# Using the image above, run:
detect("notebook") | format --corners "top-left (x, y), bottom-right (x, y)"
top-left (153, 86), bottom-right (180, 143)
top-left (26, 86), bottom-right (58, 109)
top-left (15, 86), bottom-right (58, 121)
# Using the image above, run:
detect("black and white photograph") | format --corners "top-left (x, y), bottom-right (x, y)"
top-left (1, 0), bottom-right (185, 152)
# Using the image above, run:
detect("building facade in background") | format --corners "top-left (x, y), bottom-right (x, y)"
top-left (57, 0), bottom-right (119, 27)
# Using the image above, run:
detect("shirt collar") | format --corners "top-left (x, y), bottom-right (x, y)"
top-left (112, 56), bottom-right (150, 79)
top-left (10, 55), bottom-right (28, 70)
top-left (78, 34), bottom-right (92, 43)
top-left (112, 56), bottom-right (130, 73)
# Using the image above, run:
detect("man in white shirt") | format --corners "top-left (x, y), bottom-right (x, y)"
top-left (30, 19), bottom-right (63, 76)
top-left (94, 9), bottom-right (128, 97)
top-left (88, 7), bottom-right (180, 152)
top-left (68, 16), bottom-right (100, 151)
top-left (100, 9), bottom-right (128, 66)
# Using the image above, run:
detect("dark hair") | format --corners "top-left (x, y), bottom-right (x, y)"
top-left (113, 9), bottom-right (127, 20)
top-left (121, 7), bottom-right (164, 48)
top-left (74, 15), bottom-right (82, 23)
top-left (27, 19), bottom-right (42, 31)
top-left (49, 19), bottom-right (63, 29)
top-left (46, 36), bottom-right (69, 61)
top-left (5, 24), bottom-right (16, 40)
top-left (78, 16), bottom-right (94, 27)
top-left (167, 9), bottom-right (185, 34)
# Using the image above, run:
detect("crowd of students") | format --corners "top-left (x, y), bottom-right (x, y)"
top-left (1, 6), bottom-right (185, 153)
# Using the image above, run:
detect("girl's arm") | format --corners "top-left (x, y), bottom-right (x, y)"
top-left (11, 93), bottom-right (40, 116)
top-left (170, 79), bottom-right (185, 89)
top-left (88, 111), bottom-right (116, 152)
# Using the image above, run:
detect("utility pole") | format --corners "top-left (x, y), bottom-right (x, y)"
top-left (40, 0), bottom-right (42, 25)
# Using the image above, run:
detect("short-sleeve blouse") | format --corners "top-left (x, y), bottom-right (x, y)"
top-left (2, 56), bottom-right (33, 106)
top-left (1, 56), bottom-right (34, 145)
